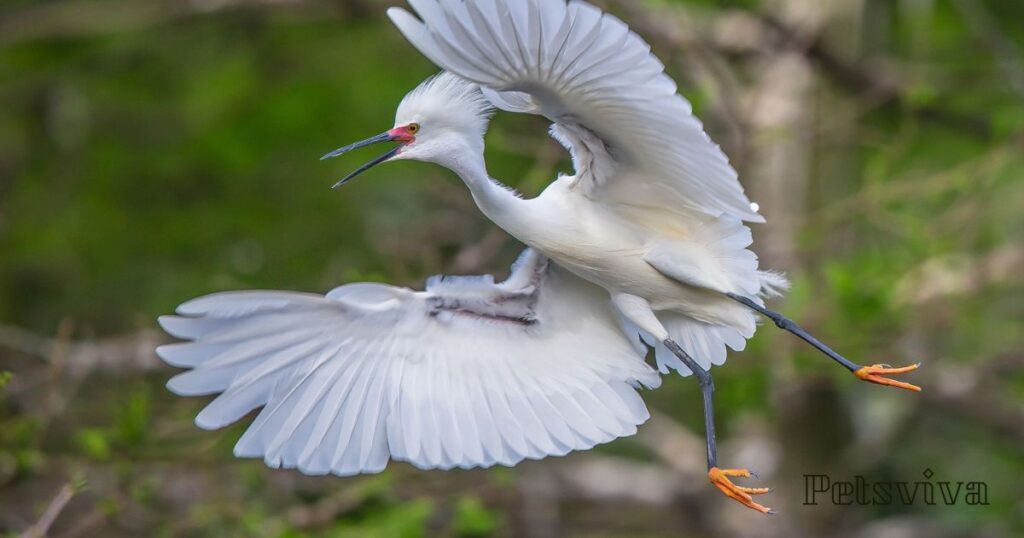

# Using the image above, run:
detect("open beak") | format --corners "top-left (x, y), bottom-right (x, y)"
top-left (320, 129), bottom-right (409, 189)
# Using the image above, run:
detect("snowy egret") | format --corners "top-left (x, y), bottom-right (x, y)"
top-left (158, 0), bottom-right (921, 514)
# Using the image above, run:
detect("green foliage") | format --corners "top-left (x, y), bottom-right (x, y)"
top-left (75, 427), bottom-right (111, 461)
top-left (115, 386), bottom-right (152, 449)
top-left (452, 495), bottom-right (502, 537)
top-left (72, 384), bottom-right (153, 463)
top-left (333, 498), bottom-right (434, 538)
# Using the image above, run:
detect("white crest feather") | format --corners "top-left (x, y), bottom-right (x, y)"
top-left (396, 71), bottom-right (495, 141)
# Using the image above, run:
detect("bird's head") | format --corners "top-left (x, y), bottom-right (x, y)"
top-left (322, 72), bottom-right (495, 188)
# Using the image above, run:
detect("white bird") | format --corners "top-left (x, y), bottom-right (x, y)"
top-left (158, 0), bottom-right (921, 514)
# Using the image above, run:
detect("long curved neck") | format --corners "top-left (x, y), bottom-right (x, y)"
top-left (443, 149), bottom-right (528, 229)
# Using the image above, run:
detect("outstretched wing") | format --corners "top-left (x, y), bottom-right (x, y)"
top-left (387, 0), bottom-right (763, 223)
top-left (158, 250), bottom-right (659, 476)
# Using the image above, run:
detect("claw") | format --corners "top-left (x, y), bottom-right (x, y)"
top-left (854, 363), bottom-right (922, 392)
top-left (708, 467), bottom-right (774, 514)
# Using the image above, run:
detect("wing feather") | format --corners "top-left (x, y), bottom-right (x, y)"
top-left (388, 0), bottom-right (762, 222)
top-left (161, 251), bottom-right (660, 475)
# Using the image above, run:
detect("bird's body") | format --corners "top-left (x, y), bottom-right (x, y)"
top-left (465, 163), bottom-right (755, 330)
top-left (159, 0), bottom-right (921, 514)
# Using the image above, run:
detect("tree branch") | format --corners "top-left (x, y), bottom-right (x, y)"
top-left (18, 483), bottom-right (75, 538)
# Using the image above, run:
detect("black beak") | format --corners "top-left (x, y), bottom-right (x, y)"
top-left (321, 131), bottom-right (403, 189)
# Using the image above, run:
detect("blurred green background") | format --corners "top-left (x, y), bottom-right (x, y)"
top-left (1, 0), bottom-right (1022, 536)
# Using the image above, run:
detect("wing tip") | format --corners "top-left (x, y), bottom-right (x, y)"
top-left (194, 411), bottom-right (225, 431)
top-left (233, 443), bottom-right (261, 460)
top-left (155, 343), bottom-right (172, 360)
top-left (173, 292), bottom-right (243, 317)
top-left (744, 211), bottom-right (767, 224)
top-left (387, 6), bottom-right (425, 38)
top-left (165, 373), bottom-right (192, 396)
top-left (385, 6), bottom-right (413, 21)
top-left (158, 315), bottom-right (193, 340)
top-left (155, 343), bottom-right (186, 366)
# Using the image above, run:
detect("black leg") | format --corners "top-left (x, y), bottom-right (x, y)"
top-left (663, 339), bottom-right (717, 469)
top-left (663, 338), bottom-right (774, 513)
top-left (726, 293), bottom-right (860, 372)
top-left (727, 293), bottom-right (922, 392)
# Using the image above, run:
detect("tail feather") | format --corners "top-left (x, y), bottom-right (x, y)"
top-left (757, 270), bottom-right (790, 299)
top-left (633, 312), bottom-right (754, 378)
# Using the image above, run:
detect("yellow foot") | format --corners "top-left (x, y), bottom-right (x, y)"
top-left (708, 467), bottom-right (774, 514)
top-left (854, 363), bottom-right (922, 392)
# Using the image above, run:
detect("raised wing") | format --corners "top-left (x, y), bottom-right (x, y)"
top-left (158, 250), bottom-right (659, 476)
top-left (387, 0), bottom-right (763, 222)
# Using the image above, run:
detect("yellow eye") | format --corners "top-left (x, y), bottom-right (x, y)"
top-left (407, 123), bottom-right (420, 134)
